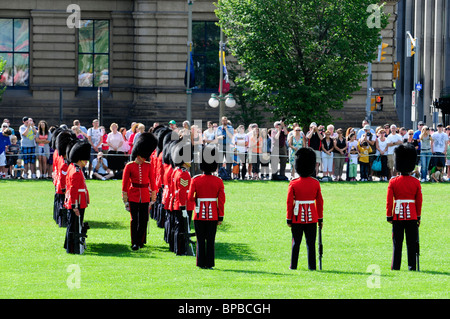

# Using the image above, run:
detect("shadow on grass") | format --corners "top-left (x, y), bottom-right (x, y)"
top-left (415, 270), bottom-right (450, 276)
top-left (88, 220), bottom-right (127, 229)
top-left (215, 242), bottom-right (260, 261)
top-left (217, 268), bottom-right (296, 277)
top-left (85, 242), bottom-right (162, 258)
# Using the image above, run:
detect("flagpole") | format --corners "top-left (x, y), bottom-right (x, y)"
top-left (219, 28), bottom-right (224, 122)
top-left (186, 0), bottom-right (193, 125)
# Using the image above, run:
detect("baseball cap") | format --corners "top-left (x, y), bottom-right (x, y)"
top-left (364, 124), bottom-right (370, 130)
top-left (169, 120), bottom-right (176, 125)
top-left (22, 116), bottom-right (29, 122)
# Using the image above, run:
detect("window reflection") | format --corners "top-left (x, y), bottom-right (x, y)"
top-left (192, 21), bottom-right (220, 91)
top-left (78, 20), bottom-right (109, 88)
top-left (0, 18), bottom-right (29, 87)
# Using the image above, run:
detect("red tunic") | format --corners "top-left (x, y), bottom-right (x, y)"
top-left (150, 150), bottom-right (158, 193)
top-left (52, 149), bottom-right (59, 186)
top-left (55, 157), bottom-right (69, 194)
top-left (162, 163), bottom-right (174, 209)
top-left (156, 152), bottom-right (164, 191)
top-left (188, 174), bottom-right (225, 221)
top-left (122, 161), bottom-right (155, 203)
top-left (286, 177), bottom-right (324, 224)
top-left (171, 167), bottom-right (194, 211)
top-left (386, 175), bottom-right (422, 221)
top-left (64, 163), bottom-right (89, 209)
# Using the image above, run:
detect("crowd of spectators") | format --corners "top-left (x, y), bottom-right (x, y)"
top-left (1, 116), bottom-right (449, 183)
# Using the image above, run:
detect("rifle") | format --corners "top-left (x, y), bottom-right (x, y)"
top-left (183, 209), bottom-right (196, 256)
top-left (416, 224), bottom-right (420, 272)
top-left (318, 224), bottom-right (323, 270)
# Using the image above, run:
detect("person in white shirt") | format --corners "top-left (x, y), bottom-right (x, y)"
top-left (233, 125), bottom-right (249, 179)
top-left (92, 152), bottom-right (114, 180)
top-left (386, 124), bottom-right (403, 178)
top-left (107, 123), bottom-right (125, 172)
top-left (431, 123), bottom-right (449, 167)
top-left (87, 119), bottom-right (103, 178)
top-left (203, 121), bottom-right (217, 145)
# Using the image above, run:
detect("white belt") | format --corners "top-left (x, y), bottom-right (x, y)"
top-left (395, 200), bottom-right (415, 204)
top-left (78, 189), bottom-right (87, 192)
top-left (196, 198), bottom-right (217, 217)
top-left (394, 200), bottom-right (415, 215)
top-left (294, 200), bottom-right (315, 216)
top-left (198, 198), bottom-right (217, 202)
top-left (295, 200), bottom-right (315, 204)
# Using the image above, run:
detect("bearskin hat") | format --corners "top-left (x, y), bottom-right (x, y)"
top-left (156, 127), bottom-right (173, 156)
top-left (56, 130), bottom-right (77, 157)
top-left (67, 140), bottom-right (91, 164)
top-left (394, 143), bottom-right (417, 174)
top-left (131, 132), bottom-right (158, 161)
top-left (152, 125), bottom-right (166, 136)
top-left (171, 137), bottom-right (193, 167)
top-left (50, 127), bottom-right (64, 150)
top-left (200, 144), bottom-right (219, 174)
top-left (162, 131), bottom-right (180, 165)
top-left (294, 147), bottom-right (316, 177)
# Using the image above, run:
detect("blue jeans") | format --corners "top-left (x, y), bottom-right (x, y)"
top-left (420, 151), bottom-right (431, 180)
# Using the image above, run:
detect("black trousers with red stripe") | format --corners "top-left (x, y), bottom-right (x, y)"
top-left (64, 208), bottom-right (85, 254)
top-left (194, 220), bottom-right (218, 268)
top-left (290, 223), bottom-right (317, 270)
top-left (129, 202), bottom-right (149, 247)
top-left (391, 220), bottom-right (419, 270)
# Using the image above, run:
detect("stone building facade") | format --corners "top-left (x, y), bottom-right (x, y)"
top-left (0, 0), bottom-right (403, 130)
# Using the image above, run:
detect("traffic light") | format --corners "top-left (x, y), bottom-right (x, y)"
top-left (407, 37), bottom-right (416, 57)
top-left (377, 42), bottom-right (389, 62)
top-left (375, 96), bottom-right (384, 111)
top-left (371, 97), bottom-right (376, 112)
top-left (393, 62), bottom-right (400, 80)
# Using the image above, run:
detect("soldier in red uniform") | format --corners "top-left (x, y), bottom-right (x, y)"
top-left (386, 143), bottom-right (422, 270)
top-left (64, 139), bottom-right (91, 254)
top-left (50, 127), bottom-right (63, 223)
top-left (162, 134), bottom-right (177, 249)
top-left (151, 126), bottom-right (172, 228)
top-left (188, 144), bottom-right (225, 269)
top-left (122, 132), bottom-right (158, 250)
top-left (54, 130), bottom-right (76, 227)
top-left (286, 147), bottom-right (324, 270)
top-left (170, 138), bottom-right (195, 255)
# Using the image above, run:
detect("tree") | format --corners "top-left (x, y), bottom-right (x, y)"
top-left (0, 57), bottom-right (6, 102)
top-left (226, 61), bottom-right (266, 127)
top-left (215, 0), bottom-right (389, 129)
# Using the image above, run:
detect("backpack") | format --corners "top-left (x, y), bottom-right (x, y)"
top-left (218, 167), bottom-right (231, 180)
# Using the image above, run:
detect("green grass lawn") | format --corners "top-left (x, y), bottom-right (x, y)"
top-left (0, 179), bottom-right (448, 299)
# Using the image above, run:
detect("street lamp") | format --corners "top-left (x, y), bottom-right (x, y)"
top-left (225, 94), bottom-right (236, 108)
top-left (208, 29), bottom-right (236, 119)
top-left (208, 93), bottom-right (235, 109)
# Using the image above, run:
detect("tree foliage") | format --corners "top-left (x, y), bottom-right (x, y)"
top-left (215, 0), bottom-right (389, 128)
top-left (227, 61), bottom-right (266, 127)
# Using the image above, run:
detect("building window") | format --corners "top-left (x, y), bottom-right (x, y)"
top-left (192, 21), bottom-right (220, 92)
top-left (0, 18), bottom-right (30, 87)
top-left (78, 20), bottom-right (110, 88)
